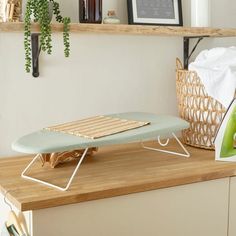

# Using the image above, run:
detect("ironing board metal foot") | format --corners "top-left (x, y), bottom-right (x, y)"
top-left (21, 148), bottom-right (89, 191)
top-left (141, 133), bottom-right (190, 158)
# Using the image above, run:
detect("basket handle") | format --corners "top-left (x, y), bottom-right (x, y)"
top-left (176, 58), bottom-right (183, 70)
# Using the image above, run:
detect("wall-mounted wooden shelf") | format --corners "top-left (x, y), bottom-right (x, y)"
top-left (1, 22), bottom-right (236, 76)
top-left (1, 22), bottom-right (236, 37)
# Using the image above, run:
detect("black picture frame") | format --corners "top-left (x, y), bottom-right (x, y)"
top-left (127, 0), bottom-right (183, 26)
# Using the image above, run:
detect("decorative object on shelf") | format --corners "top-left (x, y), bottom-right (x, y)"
top-left (215, 99), bottom-right (236, 162)
top-left (24, 0), bottom-right (71, 77)
top-left (127, 0), bottom-right (183, 26)
top-left (176, 58), bottom-right (227, 150)
top-left (2, 191), bottom-right (28, 236)
top-left (0, 0), bottom-right (6, 22)
top-left (0, 0), bottom-right (22, 22)
top-left (79, 0), bottom-right (102, 23)
top-left (191, 0), bottom-right (211, 27)
top-left (103, 10), bottom-right (120, 24)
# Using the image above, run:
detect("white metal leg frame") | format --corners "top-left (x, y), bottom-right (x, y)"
top-left (141, 133), bottom-right (190, 158)
top-left (21, 148), bottom-right (89, 191)
top-left (22, 134), bottom-right (189, 191)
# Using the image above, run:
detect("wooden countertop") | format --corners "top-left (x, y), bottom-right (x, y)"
top-left (1, 140), bottom-right (236, 212)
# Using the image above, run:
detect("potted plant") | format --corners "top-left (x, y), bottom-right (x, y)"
top-left (24, 0), bottom-right (71, 73)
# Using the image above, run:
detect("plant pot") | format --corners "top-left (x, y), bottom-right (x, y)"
top-left (30, 1), bottom-right (53, 22)
top-left (48, 1), bottom-right (53, 22)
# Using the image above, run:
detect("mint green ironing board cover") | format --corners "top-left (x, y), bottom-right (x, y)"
top-left (12, 113), bottom-right (189, 154)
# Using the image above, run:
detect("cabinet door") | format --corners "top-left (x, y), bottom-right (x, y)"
top-left (32, 178), bottom-right (229, 236)
top-left (229, 176), bottom-right (236, 236)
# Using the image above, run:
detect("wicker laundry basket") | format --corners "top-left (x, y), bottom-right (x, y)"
top-left (176, 58), bottom-right (226, 150)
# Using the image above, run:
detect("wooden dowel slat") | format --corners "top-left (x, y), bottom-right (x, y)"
top-left (45, 116), bottom-right (150, 139)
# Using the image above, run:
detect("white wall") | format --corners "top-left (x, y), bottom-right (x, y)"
top-left (0, 0), bottom-right (236, 157)
top-left (0, 0), bottom-right (236, 230)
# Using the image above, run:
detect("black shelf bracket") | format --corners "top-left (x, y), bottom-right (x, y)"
top-left (31, 33), bottom-right (209, 76)
top-left (31, 33), bottom-right (41, 78)
top-left (183, 36), bottom-right (209, 69)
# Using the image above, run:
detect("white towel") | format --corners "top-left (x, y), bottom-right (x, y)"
top-left (189, 47), bottom-right (236, 108)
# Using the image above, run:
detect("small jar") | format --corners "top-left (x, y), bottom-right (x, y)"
top-left (103, 10), bottom-right (120, 24)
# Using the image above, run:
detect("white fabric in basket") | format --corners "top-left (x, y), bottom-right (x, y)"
top-left (189, 47), bottom-right (236, 109)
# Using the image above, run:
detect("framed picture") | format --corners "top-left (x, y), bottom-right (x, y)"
top-left (127, 0), bottom-right (183, 26)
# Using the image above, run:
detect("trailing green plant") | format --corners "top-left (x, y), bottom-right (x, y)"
top-left (24, 0), bottom-right (71, 73)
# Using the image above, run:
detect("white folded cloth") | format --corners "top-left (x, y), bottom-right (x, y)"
top-left (189, 47), bottom-right (236, 108)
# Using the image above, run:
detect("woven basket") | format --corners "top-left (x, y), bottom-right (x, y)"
top-left (176, 58), bottom-right (226, 150)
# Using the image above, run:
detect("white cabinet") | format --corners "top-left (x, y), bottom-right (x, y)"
top-left (229, 176), bottom-right (236, 236)
top-left (29, 178), bottom-right (229, 236)
top-left (0, 178), bottom-right (230, 236)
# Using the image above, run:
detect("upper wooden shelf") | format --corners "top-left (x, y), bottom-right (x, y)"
top-left (1, 22), bottom-right (236, 37)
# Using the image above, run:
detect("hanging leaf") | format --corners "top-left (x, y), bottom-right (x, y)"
top-left (24, 0), bottom-right (71, 73)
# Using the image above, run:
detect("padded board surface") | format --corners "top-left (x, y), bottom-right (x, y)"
top-left (12, 113), bottom-right (189, 154)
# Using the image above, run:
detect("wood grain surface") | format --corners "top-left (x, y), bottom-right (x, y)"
top-left (1, 140), bottom-right (236, 212)
top-left (1, 22), bottom-right (236, 37)
top-left (45, 115), bottom-right (150, 139)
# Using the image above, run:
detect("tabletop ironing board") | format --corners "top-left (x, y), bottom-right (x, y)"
top-left (12, 112), bottom-right (190, 191)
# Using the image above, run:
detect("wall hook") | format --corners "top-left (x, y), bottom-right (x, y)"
top-left (31, 33), bottom-right (41, 78)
